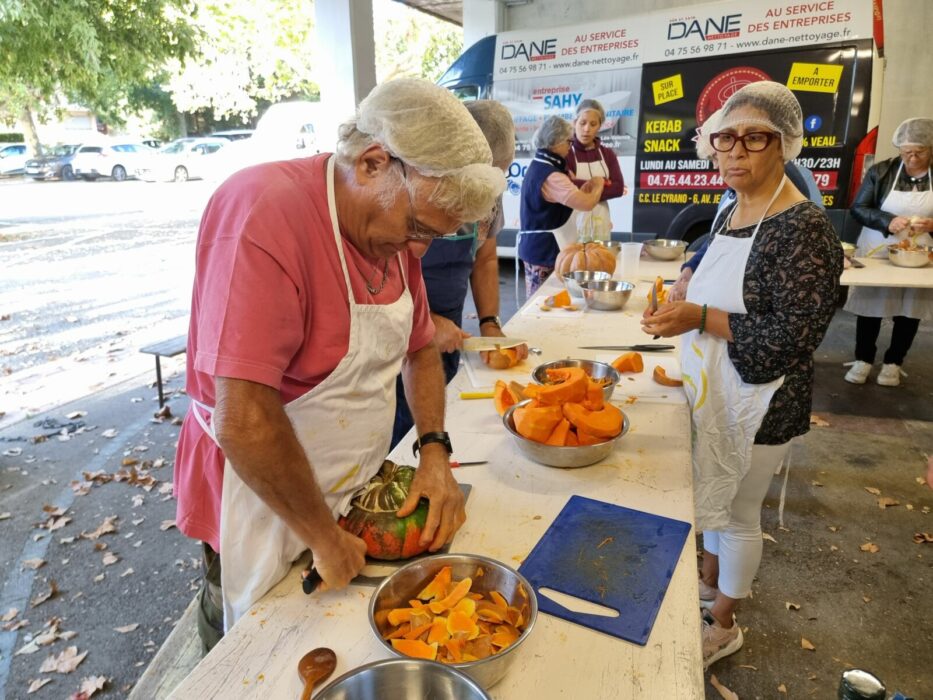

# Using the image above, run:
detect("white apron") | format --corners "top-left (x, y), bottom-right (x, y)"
top-left (681, 178), bottom-right (786, 531)
top-left (192, 157), bottom-right (414, 629)
top-left (844, 164), bottom-right (933, 320)
top-left (570, 147), bottom-right (612, 243)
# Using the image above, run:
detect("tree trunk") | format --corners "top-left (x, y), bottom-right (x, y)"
top-left (19, 105), bottom-right (42, 157)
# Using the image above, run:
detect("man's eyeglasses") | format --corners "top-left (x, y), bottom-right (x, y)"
top-left (900, 148), bottom-right (930, 160)
top-left (398, 161), bottom-right (461, 241)
top-left (710, 131), bottom-right (779, 153)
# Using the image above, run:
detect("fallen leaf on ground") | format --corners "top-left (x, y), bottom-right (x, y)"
top-left (46, 516), bottom-right (71, 531)
top-left (863, 595), bottom-right (872, 603)
top-left (762, 532), bottom-right (777, 543)
top-left (160, 520), bottom-right (176, 531)
top-left (785, 602), bottom-right (800, 611)
top-left (778, 684), bottom-right (787, 693)
top-left (70, 675), bottom-right (107, 699)
top-left (121, 458), bottom-right (138, 467)
top-left (2, 608), bottom-right (18, 622)
top-left (30, 580), bottom-right (59, 608)
top-left (809, 414), bottom-right (830, 427)
top-left (0, 512), bottom-right (11, 520)
top-left (5, 619), bottom-right (29, 632)
top-left (22, 559), bottom-right (46, 571)
top-left (27, 678), bottom-right (52, 693)
top-left (3, 448), bottom-right (22, 456)
top-left (859, 542), bottom-right (880, 553)
top-left (864, 486), bottom-right (882, 496)
top-left (119, 568), bottom-right (134, 578)
top-left (801, 638), bottom-right (816, 651)
top-left (65, 411), bottom-right (87, 419)
top-left (738, 664), bottom-right (758, 670)
top-left (810, 480), bottom-right (823, 487)
top-left (15, 640), bottom-right (40, 655)
top-left (913, 532), bottom-right (933, 544)
top-left (39, 646), bottom-right (87, 673)
top-left (153, 458), bottom-right (166, 469)
top-left (709, 674), bottom-right (739, 699)
top-left (101, 553), bottom-right (119, 566)
top-left (828, 526), bottom-right (839, 532)
top-left (877, 497), bottom-right (900, 509)
top-left (131, 494), bottom-right (144, 507)
top-left (80, 516), bottom-right (117, 540)
top-left (93, 575), bottom-right (104, 583)
top-left (158, 482), bottom-right (173, 495)
top-left (100, 429), bottom-right (118, 439)
top-left (114, 623), bottom-right (139, 634)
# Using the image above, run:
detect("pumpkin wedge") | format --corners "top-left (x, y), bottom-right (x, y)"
top-left (486, 347), bottom-right (520, 369)
top-left (494, 380), bottom-right (516, 416)
top-left (562, 402), bottom-right (624, 439)
top-left (545, 418), bottom-right (571, 446)
top-left (611, 351), bottom-right (644, 374)
top-left (653, 365), bottom-right (684, 387)
top-left (513, 404), bottom-right (563, 443)
top-left (428, 577), bottom-right (472, 614)
top-left (391, 639), bottom-right (438, 660)
top-left (418, 565), bottom-right (452, 601)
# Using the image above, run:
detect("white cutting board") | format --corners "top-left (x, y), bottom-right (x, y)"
top-left (598, 353), bottom-right (687, 404)
top-left (461, 350), bottom-right (535, 389)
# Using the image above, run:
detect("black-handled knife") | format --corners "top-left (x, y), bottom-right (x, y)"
top-left (301, 567), bottom-right (323, 594)
top-left (577, 344), bottom-right (676, 351)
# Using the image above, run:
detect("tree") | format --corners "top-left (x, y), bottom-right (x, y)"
top-left (165, 0), bottom-right (320, 123)
top-left (0, 0), bottom-right (198, 153)
top-left (373, 0), bottom-right (462, 84)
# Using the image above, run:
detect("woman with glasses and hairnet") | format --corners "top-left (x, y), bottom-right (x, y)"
top-left (391, 100), bottom-right (528, 447)
top-left (642, 82), bottom-right (842, 669)
top-left (173, 79), bottom-right (505, 650)
top-left (518, 115), bottom-right (606, 296)
top-left (843, 117), bottom-right (933, 387)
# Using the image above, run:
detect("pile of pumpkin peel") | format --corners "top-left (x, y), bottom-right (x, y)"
top-left (377, 565), bottom-right (529, 663)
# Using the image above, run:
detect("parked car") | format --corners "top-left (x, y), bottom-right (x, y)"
top-left (72, 142), bottom-right (155, 181)
top-left (135, 137), bottom-right (228, 183)
top-left (142, 138), bottom-right (163, 149)
top-left (25, 144), bottom-right (81, 180)
top-left (0, 143), bottom-right (29, 176)
top-left (211, 129), bottom-right (254, 141)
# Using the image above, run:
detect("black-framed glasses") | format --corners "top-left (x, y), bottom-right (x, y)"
top-left (710, 131), bottom-right (779, 153)
top-left (397, 161), bottom-right (461, 241)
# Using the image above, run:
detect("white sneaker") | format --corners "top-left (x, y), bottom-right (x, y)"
top-left (844, 360), bottom-right (872, 384)
top-left (701, 611), bottom-right (744, 669)
top-left (876, 363), bottom-right (904, 387)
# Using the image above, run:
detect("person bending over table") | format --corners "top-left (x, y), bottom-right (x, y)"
top-left (173, 79), bottom-right (505, 652)
top-left (842, 117), bottom-right (933, 387)
top-left (392, 100), bottom-right (527, 447)
top-left (518, 115), bottom-right (604, 297)
top-left (642, 81), bottom-right (842, 669)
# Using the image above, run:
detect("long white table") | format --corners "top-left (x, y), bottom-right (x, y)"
top-left (168, 258), bottom-right (704, 699)
top-left (841, 256), bottom-right (933, 288)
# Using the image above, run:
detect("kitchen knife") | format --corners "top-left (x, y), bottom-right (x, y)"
top-left (461, 336), bottom-right (527, 352)
top-left (649, 282), bottom-right (661, 340)
top-left (577, 344), bottom-right (675, 351)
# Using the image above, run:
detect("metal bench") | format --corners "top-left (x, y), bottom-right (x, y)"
top-left (140, 335), bottom-right (188, 407)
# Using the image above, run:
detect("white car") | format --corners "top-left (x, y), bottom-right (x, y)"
top-left (0, 143), bottom-right (29, 176)
top-left (135, 137), bottom-right (228, 183)
top-left (72, 142), bottom-right (155, 181)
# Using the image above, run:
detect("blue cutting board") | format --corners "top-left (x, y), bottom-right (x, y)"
top-left (518, 495), bottom-right (691, 645)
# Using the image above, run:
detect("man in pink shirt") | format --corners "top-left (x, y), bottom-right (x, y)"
top-left (174, 79), bottom-right (506, 650)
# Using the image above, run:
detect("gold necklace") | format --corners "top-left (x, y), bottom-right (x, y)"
top-left (354, 256), bottom-right (390, 294)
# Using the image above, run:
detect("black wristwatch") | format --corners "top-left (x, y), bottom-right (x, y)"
top-left (478, 315), bottom-right (501, 329)
top-left (413, 431), bottom-right (453, 457)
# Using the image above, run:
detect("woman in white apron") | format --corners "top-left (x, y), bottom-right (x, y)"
top-left (642, 82), bottom-right (843, 669)
top-left (565, 99), bottom-right (628, 243)
top-left (517, 116), bottom-right (605, 297)
top-left (843, 118), bottom-right (933, 386)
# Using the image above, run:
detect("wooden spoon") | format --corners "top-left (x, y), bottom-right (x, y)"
top-left (297, 647), bottom-right (337, 700)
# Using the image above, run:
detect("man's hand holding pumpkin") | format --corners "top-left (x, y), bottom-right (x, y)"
top-left (479, 322), bottom-right (528, 365)
top-left (397, 443), bottom-right (466, 551)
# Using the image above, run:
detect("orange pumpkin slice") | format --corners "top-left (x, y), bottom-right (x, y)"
top-left (563, 402), bottom-right (623, 439)
top-left (428, 577), bottom-right (472, 614)
top-left (428, 617), bottom-right (450, 645)
top-left (491, 623), bottom-right (521, 648)
top-left (387, 607), bottom-right (416, 627)
top-left (545, 418), bottom-right (571, 446)
top-left (391, 638), bottom-right (438, 660)
top-left (418, 566), bottom-right (452, 601)
top-left (444, 638), bottom-right (463, 662)
top-left (513, 404), bottom-right (564, 443)
top-left (447, 609), bottom-right (480, 640)
top-left (494, 380), bottom-right (516, 416)
top-left (486, 347), bottom-right (520, 369)
top-left (611, 351), bottom-right (644, 374)
top-left (652, 365), bottom-right (683, 387)
top-left (548, 289), bottom-right (572, 307)
top-left (404, 621), bottom-right (434, 640)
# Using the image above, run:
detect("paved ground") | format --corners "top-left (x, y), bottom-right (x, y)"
top-left (1, 177), bottom-right (931, 698)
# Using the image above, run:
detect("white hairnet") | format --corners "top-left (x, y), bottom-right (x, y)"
top-left (718, 81), bottom-right (804, 162)
top-left (532, 116), bottom-right (573, 151)
top-left (694, 109), bottom-right (723, 161)
top-left (892, 118), bottom-right (933, 148)
top-left (575, 98), bottom-right (606, 124)
top-left (466, 100), bottom-right (516, 170)
top-left (337, 78), bottom-right (505, 222)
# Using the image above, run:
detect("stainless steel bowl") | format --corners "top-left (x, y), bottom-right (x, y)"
top-left (840, 241), bottom-right (857, 259)
top-left (594, 240), bottom-right (623, 255)
top-left (531, 358), bottom-right (619, 402)
top-left (581, 280), bottom-right (634, 311)
top-left (369, 554), bottom-right (537, 690)
top-left (503, 399), bottom-right (629, 468)
top-left (315, 658), bottom-right (490, 700)
top-left (888, 244), bottom-right (931, 268)
top-left (562, 270), bottom-right (611, 298)
top-left (644, 238), bottom-right (687, 260)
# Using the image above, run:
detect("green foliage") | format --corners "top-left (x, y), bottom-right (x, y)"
top-left (373, 1), bottom-right (462, 83)
top-left (165, 0), bottom-right (320, 121)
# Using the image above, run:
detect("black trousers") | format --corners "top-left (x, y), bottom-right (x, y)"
top-left (854, 315), bottom-right (921, 365)
top-left (197, 542), bottom-right (224, 655)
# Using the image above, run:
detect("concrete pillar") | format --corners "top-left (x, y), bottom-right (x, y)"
top-left (313, 0), bottom-right (377, 150)
top-left (464, 0), bottom-right (504, 49)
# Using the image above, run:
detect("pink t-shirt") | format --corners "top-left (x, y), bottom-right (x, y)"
top-left (174, 154), bottom-right (435, 550)
top-left (541, 172), bottom-right (578, 206)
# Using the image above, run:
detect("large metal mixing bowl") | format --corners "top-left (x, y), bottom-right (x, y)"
top-left (644, 238), bottom-right (687, 260)
top-left (315, 658), bottom-right (490, 700)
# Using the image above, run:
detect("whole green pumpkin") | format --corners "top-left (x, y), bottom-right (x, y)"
top-left (338, 460), bottom-right (430, 561)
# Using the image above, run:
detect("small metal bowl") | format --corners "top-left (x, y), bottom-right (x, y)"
top-left (315, 658), bottom-right (491, 700)
top-left (561, 270), bottom-right (611, 298)
top-left (503, 399), bottom-right (629, 468)
top-left (531, 358), bottom-right (619, 402)
top-left (370, 554), bottom-right (537, 690)
top-left (581, 280), bottom-right (634, 311)
top-left (644, 238), bottom-right (687, 260)
top-left (594, 240), bottom-right (623, 255)
top-left (888, 244), bottom-right (931, 268)
top-left (840, 241), bottom-right (857, 259)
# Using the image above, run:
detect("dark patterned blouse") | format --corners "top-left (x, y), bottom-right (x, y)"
top-left (712, 201), bottom-right (843, 444)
